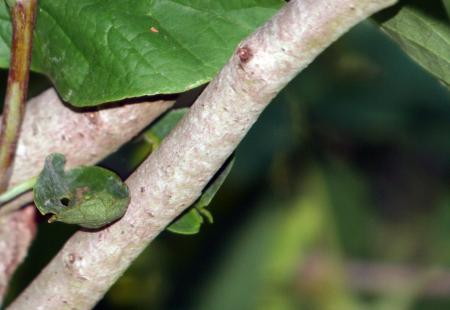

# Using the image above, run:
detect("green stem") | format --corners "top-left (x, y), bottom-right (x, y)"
top-left (0, 0), bottom-right (38, 192)
top-left (142, 131), bottom-right (161, 151)
top-left (0, 175), bottom-right (35, 205)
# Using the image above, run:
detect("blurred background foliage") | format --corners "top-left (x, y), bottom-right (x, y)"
top-left (4, 17), bottom-right (450, 310)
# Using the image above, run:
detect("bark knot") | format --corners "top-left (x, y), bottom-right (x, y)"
top-left (63, 252), bottom-right (87, 281)
top-left (84, 112), bottom-right (100, 126)
top-left (67, 253), bottom-right (76, 264)
top-left (237, 45), bottom-right (253, 63)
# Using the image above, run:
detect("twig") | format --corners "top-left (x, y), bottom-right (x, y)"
top-left (0, 191), bottom-right (32, 216)
top-left (0, 0), bottom-right (38, 191)
top-left (7, 0), bottom-right (397, 309)
top-left (0, 88), bottom-right (174, 304)
top-left (0, 176), bottom-right (35, 205)
top-left (0, 177), bottom-right (35, 217)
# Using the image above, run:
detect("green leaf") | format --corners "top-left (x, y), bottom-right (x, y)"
top-left (191, 157), bottom-right (234, 215)
top-left (4, 0), bottom-right (15, 8)
top-left (166, 209), bottom-right (204, 235)
top-left (376, 1), bottom-right (450, 87)
top-left (0, 0), bottom-right (283, 106)
top-left (33, 153), bottom-right (130, 229)
top-left (167, 157), bottom-right (234, 235)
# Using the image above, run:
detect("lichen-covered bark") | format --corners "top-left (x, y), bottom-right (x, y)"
top-left (0, 88), bottom-right (173, 304)
top-left (8, 0), bottom-right (397, 309)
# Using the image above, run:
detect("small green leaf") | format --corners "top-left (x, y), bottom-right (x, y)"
top-left (376, 2), bottom-right (450, 87)
top-left (166, 209), bottom-right (204, 235)
top-left (198, 208), bottom-right (214, 224)
top-left (167, 157), bottom-right (234, 235)
top-left (194, 157), bottom-right (234, 213)
top-left (33, 153), bottom-right (130, 229)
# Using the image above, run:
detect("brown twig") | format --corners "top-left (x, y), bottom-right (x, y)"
top-left (0, 0), bottom-right (38, 192)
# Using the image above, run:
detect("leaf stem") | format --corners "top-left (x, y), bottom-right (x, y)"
top-left (0, 0), bottom-right (38, 192)
top-left (0, 175), bottom-right (35, 205)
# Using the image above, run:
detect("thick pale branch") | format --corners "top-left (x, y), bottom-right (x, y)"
top-left (8, 0), bottom-right (397, 309)
top-left (0, 88), bottom-right (173, 303)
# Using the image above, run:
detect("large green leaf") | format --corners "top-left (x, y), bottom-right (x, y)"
top-left (376, 1), bottom-right (450, 87)
top-left (0, 0), bottom-right (282, 106)
top-left (33, 153), bottom-right (130, 229)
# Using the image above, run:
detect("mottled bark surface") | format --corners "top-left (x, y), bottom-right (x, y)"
top-left (0, 88), bottom-right (173, 303)
top-left (12, 89), bottom-right (173, 182)
top-left (8, 1), bottom-right (397, 309)
top-left (0, 206), bottom-right (35, 300)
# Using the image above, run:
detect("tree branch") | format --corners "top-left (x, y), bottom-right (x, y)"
top-left (0, 205), bottom-right (35, 303)
top-left (8, 0), bottom-right (397, 309)
top-left (10, 89), bottom-right (173, 183)
top-left (0, 88), bottom-right (173, 303)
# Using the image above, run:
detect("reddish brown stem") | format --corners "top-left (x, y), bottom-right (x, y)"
top-left (0, 0), bottom-right (38, 192)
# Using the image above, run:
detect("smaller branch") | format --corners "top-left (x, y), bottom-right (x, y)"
top-left (0, 176), bottom-right (35, 217)
top-left (0, 0), bottom-right (38, 191)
